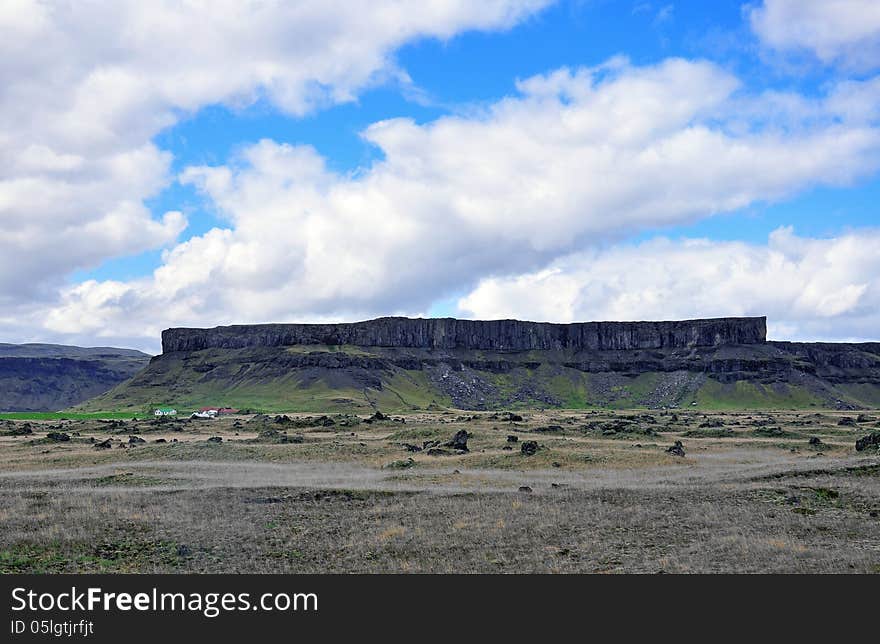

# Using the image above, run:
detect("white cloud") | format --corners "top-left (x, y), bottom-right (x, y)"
top-left (750, 0), bottom-right (880, 70)
top-left (33, 57), bottom-right (880, 350)
top-left (459, 227), bottom-right (880, 342)
top-left (0, 0), bottom-right (549, 307)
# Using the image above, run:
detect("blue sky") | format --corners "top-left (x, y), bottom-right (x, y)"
top-left (3, 0), bottom-right (880, 350)
top-left (76, 0), bottom-right (877, 282)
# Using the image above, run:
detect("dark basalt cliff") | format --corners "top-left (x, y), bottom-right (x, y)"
top-left (88, 316), bottom-right (880, 412)
top-left (0, 345), bottom-right (151, 411)
top-left (162, 316), bottom-right (767, 353)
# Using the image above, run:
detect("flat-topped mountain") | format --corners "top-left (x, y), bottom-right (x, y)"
top-left (0, 344), bottom-right (151, 412)
top-left (162, 316), bottom-right (767, 353)
top-left (82, 316), bottom-right (880, 413)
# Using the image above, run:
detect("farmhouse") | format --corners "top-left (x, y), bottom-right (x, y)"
top-left (154, 407), bottom-right (177, 416)
top-left (199, 407), bottom-right (240, 415)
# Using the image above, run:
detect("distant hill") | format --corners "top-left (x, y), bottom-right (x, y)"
top-left (0, 343), bottom-right (149, 360)
top-left (0, 344), bottom-right (151, 412)
top-left (78, 317), bottom-right (880, 412)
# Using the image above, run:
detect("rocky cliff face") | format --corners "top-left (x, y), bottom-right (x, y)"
top-left (0, 345), bottom-right (151, 412)
top-left (86, 316), bottom-right (880, 412)
top-left (162, 316), bottom-right (768, 353)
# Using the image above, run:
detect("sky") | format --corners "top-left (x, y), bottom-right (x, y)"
top-left (1, 0), bottom-right (879, 353)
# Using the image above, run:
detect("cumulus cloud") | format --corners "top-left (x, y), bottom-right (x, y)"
top-left (750, 0), bottom-right (880, 70)
top-left (0, 0), bottom-right (549, 306)
top-left (459, 227), bottom-right (880, 342)
top-left (36, 57), bottom-right (880, 350)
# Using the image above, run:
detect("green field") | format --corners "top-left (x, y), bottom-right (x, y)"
top-left (0, 411), bottom-right (145, 421)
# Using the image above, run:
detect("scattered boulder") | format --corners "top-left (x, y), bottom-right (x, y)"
top-left (46, 431), bottom-right (70, 442)
top-left (506, 435), bottom-right (519, 443)
top-left (808, 436), bottom-right (823, 446)
top-left (363, 410), bottom-right (390, 424)
top-left (533, 425), bottom-right (563, 433)
top-left (601, 419), bottom-right (631, 433)
top-left (856, 414), bottom-right (874, 423)
top-left (128, 435), bottom-right (145, 445)
top-left (206, 436), bottom-right (223, 443)
top-left (698, 419), bottom-right (724, 428)
top-left (154, 438), bottom-right (167, 443)
top-left (93, 439), bottom-right (113, 449)
top-left (595, 418), bottom-right (655, 436)
top-left (3, 423), bottom-right (33, 436)
top-left (666, 440), bottom-right (686, 457)
top-left (256, 429), bottom-right (303, 444)
top-left (518, 486), bottom-right (533, 493)
top-left (855, 433), bottom-right (880, 452)
top-left (491, 411), bottom-right (523, 422)
top-left (426, 447), bottom-right (454, 457)
top-left (520, 440), bottom-right (539, 456)
top-left (838, 417), bottom-right (857, 427)
top-left (400, 443), bottom-right (422, 452)
top-left (269, 414), bottom-right (336, 429)
top-left (443, 429), bottom-right (469, 452)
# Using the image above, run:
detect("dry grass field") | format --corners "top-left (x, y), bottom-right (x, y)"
top-left (1, 409), bottom-right (879, 573)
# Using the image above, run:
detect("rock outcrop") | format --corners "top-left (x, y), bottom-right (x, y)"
top-left (162, 316), bottom-right (767, 353)
top-left (81, 315), bottom-right (880, 413)
top-left (0, 345), bottom-right (151, 412)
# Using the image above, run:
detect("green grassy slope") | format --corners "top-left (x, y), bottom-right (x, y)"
top-left (74, 342), bottom-right (880, 414)
top-left (77, 348), bottom-right (452, 413)
top-left (693, 380), bottom-right (823, 410)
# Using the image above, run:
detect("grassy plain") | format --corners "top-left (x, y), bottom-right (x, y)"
top-left (1, 408), bottom-right (879, 573)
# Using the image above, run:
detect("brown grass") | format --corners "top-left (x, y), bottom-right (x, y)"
top-left (1, 409), bottom-right (878, 573)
